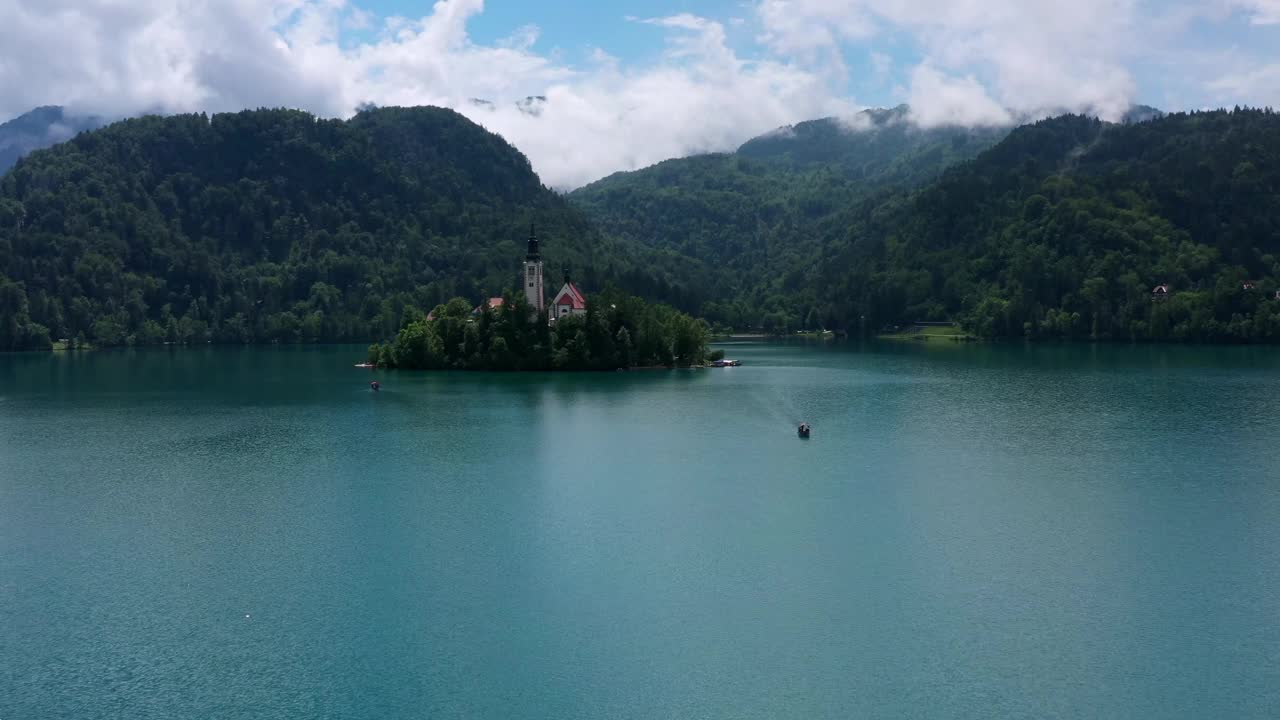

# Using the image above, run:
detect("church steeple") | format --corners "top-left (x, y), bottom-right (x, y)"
top-left (526, 223), bottom-right (541, 261)
top-left (523, 223), bottom-right (545, 316)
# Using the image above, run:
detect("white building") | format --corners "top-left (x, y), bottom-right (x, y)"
top-left (550, 280), bottom-right (586, 322)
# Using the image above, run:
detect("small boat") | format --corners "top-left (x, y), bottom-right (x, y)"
top-left (797, 423), bottom-right (811, 439)
top-left (709, 359), bottom-right (742, 368)
top-left (370, 381), bottom-right (380, 392)
top-left (355, 363), bottom-right (375, 369)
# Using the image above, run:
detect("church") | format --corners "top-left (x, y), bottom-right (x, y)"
top-left (523, 226), bottom-right (586, 324)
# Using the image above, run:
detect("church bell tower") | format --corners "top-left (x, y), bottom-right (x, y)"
top-left (523, 224), bottom-right (545, 316)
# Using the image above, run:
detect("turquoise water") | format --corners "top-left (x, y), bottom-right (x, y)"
top-left (2, 342), bottom-right (1279, 718)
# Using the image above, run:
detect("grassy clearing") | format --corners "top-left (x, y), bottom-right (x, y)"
top-left (877, 325), bottom-right (977, 342)
top-left (51, 340), bottom-right (95, 351)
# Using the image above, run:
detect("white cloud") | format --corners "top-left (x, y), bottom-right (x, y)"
top-left (1208, 63), bottom-right (1280, 106)
top-left (753, 0), bottom-right (1143, 122)
top-left (1231, 0), bottom-right (1280, 24)
top-left (756, 0), bottom-right (875, 80)
top-left (907, 65), bottom-right (1012, 127)
top-left (462, 18), bottom-right (850, 187)
top-left (0, 0), bottom-right (849, 189)
top-left (0, 0), bottom-right (1276, 188)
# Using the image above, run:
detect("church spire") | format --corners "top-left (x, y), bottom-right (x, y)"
top-left (523, 222), bottom-right (545, 317)
top-left (526, 223), bottom-right (540, 261)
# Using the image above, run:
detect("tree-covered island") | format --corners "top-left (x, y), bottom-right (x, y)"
top-left (367, 217), bottom-right (710, 372)
top-left (367, 287), bottom-right (709, 371)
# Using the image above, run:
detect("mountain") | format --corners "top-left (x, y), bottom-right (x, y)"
top-left (568, 106), bottom-right (1013, 328)
top-left (1121, 104), bottom-right (1165, 124)
top-left (736, 105), bottom-right (1010, 183)
top-left (0, 106), bottom-right (634, 350)
top-left (4, 102), bottom-right (1273, 350)
top-left (572, 103), bottom-right (1280, 343)
top-left (0, 106), bottom-right (106, 174)
top-left (812, 109), bottom-right (1280, 341)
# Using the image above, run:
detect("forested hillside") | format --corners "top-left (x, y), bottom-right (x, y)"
top-left (569, 106), bottom-right (1011, 330)
top-left (0, 107), bottom-right (647, 350)
top-left (816, 109), bottom-right (1280, 341)
top-left (3, 103), bottom-right (1278, 351)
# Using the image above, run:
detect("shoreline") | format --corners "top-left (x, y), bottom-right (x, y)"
top-left (10, 333), bottom-right (1280, 356)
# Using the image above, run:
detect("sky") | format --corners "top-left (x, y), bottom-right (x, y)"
top-left (1, 0), bottom-right (1278, 188)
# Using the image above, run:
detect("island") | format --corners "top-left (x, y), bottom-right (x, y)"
top-left (367, 227), bottom-right (709, 371)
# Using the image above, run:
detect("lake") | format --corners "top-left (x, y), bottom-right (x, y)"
top-left (2, 342), bottom-right (1279, 718)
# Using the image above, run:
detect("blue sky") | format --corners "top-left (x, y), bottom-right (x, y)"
top-left (5, 0), bottom-right (1280, 187)
top-left (357, 1), bottom-right (748, 58)
top-left (343, 0), bottom-right (1280, 112)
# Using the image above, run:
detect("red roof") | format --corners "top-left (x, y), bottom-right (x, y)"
top-left (472, 297), bottom-right (505, 315)
top-left (553, 282), bottom-right (585, 309)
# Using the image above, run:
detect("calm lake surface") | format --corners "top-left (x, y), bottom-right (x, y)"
top-left (2, 342), bottom-right (1279, 718)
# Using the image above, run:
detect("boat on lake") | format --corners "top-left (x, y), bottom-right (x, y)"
top-left (709, 359), bottom-right (742, 367)
top-left (355, 363), bottom-right (375, 369)
top-left (798, 423), bottom-right (811, 439)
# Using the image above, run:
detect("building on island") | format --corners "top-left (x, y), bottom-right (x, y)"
top-left (550, 276), bottom-right (586, 322)
top-left (473, 297), bottom-right (504, 316)
top-left (522, 224), bottom-right (587, 324)
top-left (524, 224), bottom-right (545, 319)
top-left (431, 224), bottom-right (587, 325)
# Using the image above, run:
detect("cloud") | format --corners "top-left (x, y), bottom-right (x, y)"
top-left (906, 65), bottom-right (1013, 127)
top-left (1208, 63), bottom-right (1280, 106)
top-left (0, 0), bottom-right (848, 189)
top-left (753, 0), bottom-right (1146, 123)
top-left (756, 0), bottom-right (875, 80)
top-left (0, 0), bottom-right (1276, 188)
top-left (1232, 0), bottom-right (1280, 24)
top-left (464, 16), bottom-right (850, 188)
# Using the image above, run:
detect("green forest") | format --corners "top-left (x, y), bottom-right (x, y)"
top-left (2, 104), bottom-right (1280, 352)
top-left (577, 108), bottom-right (1280, 342)
top-left (811, 110), bottom-right (1280, 341)
top-left (569, 107), bottom-right (1010, 331)
top-left (369, 287), bottom-right (708, 371)
top-left (0, 107), bottom-right (665, 351)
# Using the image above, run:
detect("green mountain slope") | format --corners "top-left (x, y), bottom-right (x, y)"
top-left (0, 107), bottom-right (625, 349)
top-left (816, 109), bottom-right (1280, 341)
top-left (737, 106), bottom-right (1009, 184)
top-left (569, 107), bottom-right (1012, 329)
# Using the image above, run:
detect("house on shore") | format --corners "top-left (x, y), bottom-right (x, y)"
top-left (1152, 284), bottom-right (1170, 302)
